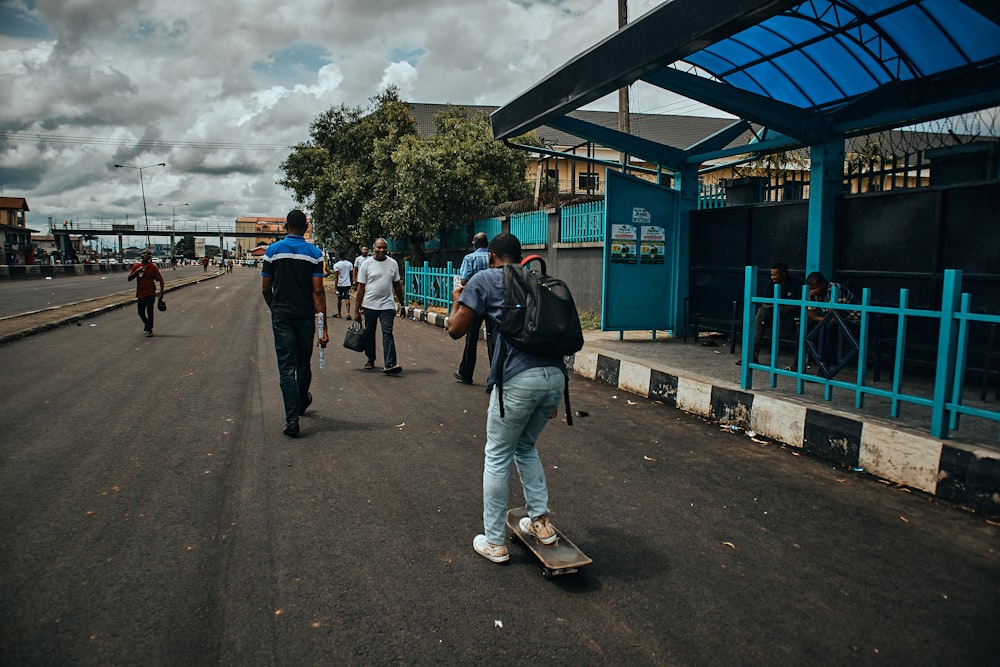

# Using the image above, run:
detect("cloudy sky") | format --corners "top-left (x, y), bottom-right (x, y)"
top-left (0, 0), bottom-right (718, 235)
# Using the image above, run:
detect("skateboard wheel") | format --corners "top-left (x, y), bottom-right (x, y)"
top-left (541, 567), bottom-right (552, 580)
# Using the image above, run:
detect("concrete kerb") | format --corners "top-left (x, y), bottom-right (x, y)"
top-left (404, 305), bottom-right (1000, 517)
top-left (0, 271), bottom-right (225, 345)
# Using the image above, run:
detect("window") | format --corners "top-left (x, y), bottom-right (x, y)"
top-left (579, 172), bottom-right (599, 189)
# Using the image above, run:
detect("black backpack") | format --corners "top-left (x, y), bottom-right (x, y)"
top-left (495, 255), bottom-right (584, 425)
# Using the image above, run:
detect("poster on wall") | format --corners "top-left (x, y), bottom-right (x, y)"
top-left (610, 223), bottom-right (637, 264)
top-left (640, 225), bottom-right (665, 265)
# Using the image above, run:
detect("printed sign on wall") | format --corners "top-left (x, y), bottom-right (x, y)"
top-left (610, 223), bottom-right (637, 264)
top-left (640, 225), bottom-right (665, 265)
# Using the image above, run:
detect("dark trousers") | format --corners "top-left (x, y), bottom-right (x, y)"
top-left (137, 295), bottom-right (155, 332)
top-left (363, 308), bottom-right (397, 368)
top-left (458, 315), bottom-right (496, 382)
top-left (753, 306), bottom-right (798, 362)
top-left (272, 317), bottom-right (315, 423)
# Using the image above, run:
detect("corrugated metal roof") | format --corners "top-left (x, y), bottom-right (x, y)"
top-left (407, 102), bottom-right (744, 150)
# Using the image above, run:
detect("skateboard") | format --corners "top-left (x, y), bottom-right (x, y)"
top-left (506, 507), bottom-right (592, 579)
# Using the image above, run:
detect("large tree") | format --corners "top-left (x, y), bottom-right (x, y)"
top-left (278, 91), bottom-right (531, 262)
top-left (278, 87), bottom-right (417, 252)
top-left (384, 107), bottom-right (531, 261)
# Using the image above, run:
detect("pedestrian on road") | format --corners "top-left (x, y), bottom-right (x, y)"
top-left (351, 246), bottom-right (369, 292)
top-left (353, 238), bottom-right (405, 375)
top-left (453, 232), bottom-right (494, 385)
top-left (446, 232), bottom-right (567, 563)
top-left (331, 252), bottom-right (354, 319)
top-left (261, 210), bottom-right (329, 438)
top-left (127, 249), bottom-right (165, 338)
top-left (350, 245), bottom-right (369, 318)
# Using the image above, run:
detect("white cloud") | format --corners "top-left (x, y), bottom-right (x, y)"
top-left (380, 61), bottom-right (417, 99)
top-left (0, 0), bottom-right (687, 230)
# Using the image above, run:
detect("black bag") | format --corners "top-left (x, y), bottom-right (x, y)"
top-left (157, 297), bottom-right (167, 312)
top-left (496, 255), bottom-right (584, 425)
top-left (500, 255), bottom-right (584, 357)
top-left (342, 320), bottom-right (365, 352)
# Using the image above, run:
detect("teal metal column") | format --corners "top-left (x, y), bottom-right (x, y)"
top-left (673, 163), bottom-right (698, 334)
top-left (806, 137), bottom-right (844, 276)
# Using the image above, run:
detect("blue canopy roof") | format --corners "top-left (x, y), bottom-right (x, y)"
top-left (491, 0), bottom-right (1000, 164)
top-left (688, 0), bottom-right (1000, 110)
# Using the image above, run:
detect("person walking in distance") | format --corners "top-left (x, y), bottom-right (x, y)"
top-left (331, 252), bottom-right (354, 319)
top-left (261, 210), bottom-right (329, 437)
top-left (127, 249), bottom-right (165, 337)
top-left (454, 232), bottom-right (494, 385)
top-left (350, 245), bottom-right (369, 318)
top-left (353, 238), bottom-right (405, 375)
top-left (446, 233), bottom-right (566, 563)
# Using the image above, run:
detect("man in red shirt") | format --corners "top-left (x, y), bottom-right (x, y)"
top-left (127, 250), bottom-right (165, 337)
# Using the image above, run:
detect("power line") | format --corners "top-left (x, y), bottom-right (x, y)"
top-left (0, 131), bottom-right (293, 151)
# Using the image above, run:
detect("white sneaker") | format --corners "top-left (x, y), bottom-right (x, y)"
top-left (473, 534), bottom-right (509, 563)
top-left (519, 515), bottom-right (558, 545)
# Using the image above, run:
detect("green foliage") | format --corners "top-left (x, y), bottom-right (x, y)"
top-left (577, 309), bottom-right (602, 331)
top-left (174, 235), bottom-right (195, 259)
top-left (278, 92), bottom-right (531, 258)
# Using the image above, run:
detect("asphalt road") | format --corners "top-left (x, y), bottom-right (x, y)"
top-left (0, 264), bottom-right (214, 318)
top-left (1, 269), bottom-right (998, 666)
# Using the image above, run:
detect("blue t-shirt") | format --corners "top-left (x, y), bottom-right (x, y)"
top-left (459, 266), bottom-right (567, 387)
top-left (261, 234), bottom-right (324, 319)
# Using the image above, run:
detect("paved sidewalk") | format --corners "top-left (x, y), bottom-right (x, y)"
top-left (409, 307), bottom-right (1000, 517)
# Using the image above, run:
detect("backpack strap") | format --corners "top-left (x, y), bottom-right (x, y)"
top-left (563, 374), bottom-right (573, 426)
top-left (496, 335), bottom-right (507, 418)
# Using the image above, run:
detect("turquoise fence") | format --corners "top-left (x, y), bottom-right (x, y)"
top-left (699, 183), bottom-right (727, 209)
top-left (474, 217), bottom-right (502, 239)
top-left (509, 210), bottom-right (548, 246)
top-left (561, 201), bottom-right (605, 242)
top-left (739, 267), bottom-right (1000, 440)
top-left (404, 261), bottom-right (458, 310)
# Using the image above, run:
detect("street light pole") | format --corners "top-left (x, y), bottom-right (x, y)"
top-left (158, 202), bottom-right (188, 257)
top-left (115, 162), bottom-right (165, 250)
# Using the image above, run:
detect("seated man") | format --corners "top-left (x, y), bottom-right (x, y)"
top-left (752, 262), bottom-right (803, 364)
top-left (805, 271), bottom-right (861, 376)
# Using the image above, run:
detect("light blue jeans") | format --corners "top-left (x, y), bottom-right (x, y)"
top-left (482, 366), bottom-right (564, 544)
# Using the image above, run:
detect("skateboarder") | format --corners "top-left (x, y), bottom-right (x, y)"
top-left (446, 232), bottom-right (567, 563)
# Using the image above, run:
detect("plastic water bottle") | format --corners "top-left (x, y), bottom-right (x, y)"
top-left (317, 313), bottom-right (326, 369)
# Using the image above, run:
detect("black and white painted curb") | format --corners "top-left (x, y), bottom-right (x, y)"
top-left (407, 306), bottom-right (1000, 516)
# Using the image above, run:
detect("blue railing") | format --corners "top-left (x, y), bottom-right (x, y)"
top-left (699, 183), bottom-right (727, 209)
top-left (561, 201), bottom-right (605, 242)
top-left (474, 217), bottom-right (502, 239)
top-left (739, 267), bottom-right (1000, 440)
top-left (404, 261), bottom-right (458, 310)
top-left (509, 210), bottom-right (548, 246)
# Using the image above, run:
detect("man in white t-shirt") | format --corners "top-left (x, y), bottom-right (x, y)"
top-left (351, 246), bottom-right (369, 292)
top-left (353, 238), bottom-right (405, 374)
top-left (331, 252), bottom-right (354, 319)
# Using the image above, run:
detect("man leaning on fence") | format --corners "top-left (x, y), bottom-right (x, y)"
top-left (805, 272), bottom-right (861, 373)
top-left (454, 232), bottom-right (494, 385)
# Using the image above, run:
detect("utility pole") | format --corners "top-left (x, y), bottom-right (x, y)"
top-left (618, 0), bottom-right (630, 135)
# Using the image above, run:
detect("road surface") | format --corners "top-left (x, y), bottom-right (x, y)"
top-left (1, 269), bottom-right (997, 665)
